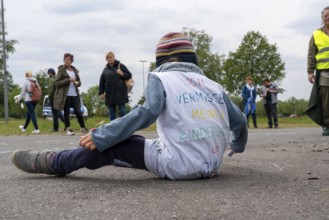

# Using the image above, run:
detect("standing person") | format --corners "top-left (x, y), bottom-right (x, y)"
top-left (11, 32), bottom-right (247, 180)
top-left (16, 71), bottom-right (40, 134)
top-left (260, 78), bottom-right (279, 128)
top-left (53, 53), bottom-right (88, 135)
top-left (99, 51), bottom-right (132, 121)
top-left (241, 76), bottom-right (257, 128)
top-left (306, 6), bottom-right (329, 136)
top-left (47, 68), bottom-right (64, 132)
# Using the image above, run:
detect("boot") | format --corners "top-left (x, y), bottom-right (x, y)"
top-left (11, 150), bottom-right (60, 175)
top-left (322, 128), bottom-right (329, 136)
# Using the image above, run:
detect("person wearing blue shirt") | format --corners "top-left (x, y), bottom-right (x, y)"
top-left (242, 76), bottom-right (258, 128)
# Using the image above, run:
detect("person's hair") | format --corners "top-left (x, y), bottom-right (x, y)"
top-left (263, 78), bottom-right (270, 83)
top-left (25, 71), bottom-right (33, 78)
top-left (322, 6), bottom-right (329, 16)
top-left (105, 51), bottom-right (115, 60)
top-left (63, 53), bottom-right (74, 62)
top-left (246, 76), bottom-right (253, 81)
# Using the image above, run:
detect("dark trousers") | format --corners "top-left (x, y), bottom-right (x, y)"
top-left (108, 104), bottom-right (127, 121)
top-left (23, 101), bottom-right (39, 130)
top-left (246, 113), bottom-right (257, 127)
top-left (320, 86), bottom-right (329, 127)
top-left (52, 135), bottom-right (147, 174)
top-left (50, 98), bottom-right (64, 131)
top-left (64, 96), bottom-right (85, 129)
top-left (264, 103), bottom-right (278, 127)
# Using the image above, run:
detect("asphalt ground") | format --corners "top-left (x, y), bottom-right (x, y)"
top-left (0, 127), bottom-right (328, 220)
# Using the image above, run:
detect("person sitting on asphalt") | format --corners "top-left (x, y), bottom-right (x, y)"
top-left (11, 32), bottom-right (248, 180)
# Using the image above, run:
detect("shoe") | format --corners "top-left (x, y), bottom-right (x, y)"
top-left (266, 126), bottom-right (273, 129)
top-left (11, 150), bottom-right (56, 175)
top-left (19, 125), bottom-right (26, 132)
top-left (322, 128), bottom-right (329, 136)
top-left (66, 127), bottom-right (75, 135)
top-left (254, 125), bottom-right (258, 128)
top-left (80, 127), bottom-right (89, 133)
top-left (274, 125), bottom-right (279, 129)
top-left (32, 129), bottom-right (40, 134)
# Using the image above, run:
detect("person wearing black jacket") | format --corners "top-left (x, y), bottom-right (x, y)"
top-left (99, 51), bottom-right (132, 121)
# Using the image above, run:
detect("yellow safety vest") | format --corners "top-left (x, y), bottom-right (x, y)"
top-left (314, 29), bottom-right (329, 70)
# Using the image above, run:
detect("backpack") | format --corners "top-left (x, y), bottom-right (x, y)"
top-left (27, 80), bottom-right (42, 102)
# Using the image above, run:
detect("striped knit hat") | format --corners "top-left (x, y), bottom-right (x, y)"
top-left (155, 32), bottom-right (198, 67)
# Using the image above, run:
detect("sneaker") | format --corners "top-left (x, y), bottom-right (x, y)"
top-left (19, 125), bottom-right (26, 132)
top-left (322, 128), bottom-right (329, 136)
top-left (11, 150), bottom-right (56, 175)
top-left (80, 127), bottom-right (89, 133)
top-left (66, 127), bottom-right (75, 135)
top-left (32, 129), bottom-right (40, 134)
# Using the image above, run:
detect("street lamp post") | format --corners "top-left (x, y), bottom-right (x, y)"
top-left (139, 60), bottom-right (147, 94)
top-left (1, 0), bottom-right (8, 123)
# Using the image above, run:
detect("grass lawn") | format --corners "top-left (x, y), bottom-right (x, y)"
top-left (0, 115), bottom-right (317, 136)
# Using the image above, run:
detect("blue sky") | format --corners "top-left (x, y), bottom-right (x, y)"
top-left (4, 0), bottom-right (327, 104)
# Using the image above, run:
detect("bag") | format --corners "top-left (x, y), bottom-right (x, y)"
top-left (125, 78), bottom-right (134, 93)
top-left (118, 63), bottom-right (134, 93)
top-left (27, 80), bottom-right (42, 102)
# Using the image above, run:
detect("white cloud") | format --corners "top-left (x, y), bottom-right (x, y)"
top-left (4, 0), bottom-right (329, 104)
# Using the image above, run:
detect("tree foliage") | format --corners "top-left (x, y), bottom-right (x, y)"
top-left (183, 27), bottom-right (224, 83)
top-left (223, 31), bottom-right (285, 95)
top-left (83, 85), bottom-right (108, 116)
top-left (0, 38), bottom-right (18, 118)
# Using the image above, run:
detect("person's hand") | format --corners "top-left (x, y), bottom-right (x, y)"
top-left (99, 93), bottom-right (105, 101)
top-left (117, 69), bottom-right (123, 76)
top-left (70, 78), bottom-right (76, 82)
top-left (79, 133), bottom-right (97, 151)
top-left (308, 73), bottom-right (315, 84)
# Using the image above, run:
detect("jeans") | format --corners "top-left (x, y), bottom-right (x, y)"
top-left (108, 104), bottom-right (127, 121)
top-left (63, 96), bottom-right (86, 129)
top-left (52, 135), bottom-right (146, 174)
top-left (49, 98), bottom-right (64, 131)
top-left (264, 103), bottom-right (278, 127)
top-left (23, 101), bottom-right (39, 130)
top-left (246, 113), bottom-right (257, 127)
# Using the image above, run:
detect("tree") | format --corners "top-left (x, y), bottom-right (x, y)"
top-left (183, 27), bottom-right (225, 83)
top-left (0, 39), bottom-right (18, 117)
top-left (83, 85), bottom-right (108, 116)
top-left (223, 31), bottom-right (285, 95)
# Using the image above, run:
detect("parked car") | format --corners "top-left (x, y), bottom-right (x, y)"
top-left (42, 95), bottom-right (88, 119)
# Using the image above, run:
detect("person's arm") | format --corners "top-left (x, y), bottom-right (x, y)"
top-left (120, 63), bottom-right (132, 80)
top-left (91, 74), bottom-right (166, 152)
top-left (223, 92), bottom-right (248, 153)
top-left (54, 68), bottom-right (70, 88)
top-left (74, 70), bottom-right (82, 87)
top-left (252, 88), bottom-right (257, 102)
top-left (17, 81), bottom-right (28, 102)
top-left (269, 84), bottom-right (278, 94)
top-left (241, 86), bottom-right (246, 102)
top-left (308, 35), bottom-right (318, 83)
top-left (307, 35), bottom-right (317, 74)
top-left (98, 70), bottom-right (106, 95)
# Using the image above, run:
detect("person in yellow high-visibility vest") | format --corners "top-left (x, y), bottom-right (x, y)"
top-left (307, 6), bottom-right (329, 136)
